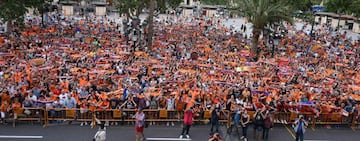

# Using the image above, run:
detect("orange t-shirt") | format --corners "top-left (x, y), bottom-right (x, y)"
top-left (99, 101), bottom-right (110, 109)
top-left (1, 93), bottom-right (10, 104)
top-left (98, 93), bottom-right (108, 100)
top-left (0, 102), bottom-right (9, 112)
top-left (88, 99), bottom-right (98, 111)
top-left (14, 72), bottom-right (23, 83)
top-left (12, 102), bottom-right (22, 113)
top-left (78, 78), bottom-right (88, 87)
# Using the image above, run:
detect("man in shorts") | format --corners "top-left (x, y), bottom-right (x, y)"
top-left (134, 108), bottom-right (145, 141)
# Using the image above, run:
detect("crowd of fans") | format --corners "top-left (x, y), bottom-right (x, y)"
top-left (0, 12), bottom-right (359, 129)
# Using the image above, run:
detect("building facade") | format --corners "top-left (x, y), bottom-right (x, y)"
top-left (315, 12), bottom-right (360, 33)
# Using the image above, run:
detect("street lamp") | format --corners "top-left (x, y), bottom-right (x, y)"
top-left (310, 11), bottom-right (316, 39)
top-left (272, 33), bottom-right (282, 57)
top-left (141, 20), bottom-right (148, 47)
top-left (123, 19), bottom-right (129, 45)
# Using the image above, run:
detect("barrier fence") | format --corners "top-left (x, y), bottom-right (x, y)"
top-left (3, 108), bottom-right (359, 130)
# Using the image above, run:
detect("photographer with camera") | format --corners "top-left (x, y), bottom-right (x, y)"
top-left (293, 115), bottom-right (308, 141)
top-left (253, 108), bottom-right (265, 140)
top-left (93, 115), bottom-right (106, 141)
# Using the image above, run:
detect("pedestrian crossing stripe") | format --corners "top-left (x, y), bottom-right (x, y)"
top-left (0, 135), bottom-right (43, 139)
top-left (146, 137), bottom-right (192, 141)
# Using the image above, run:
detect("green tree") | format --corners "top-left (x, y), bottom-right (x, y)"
top-left (157, 0), bottom-right (166, 13)
top-left (234, 0), bottom-right (294, 61)
top-left (324, 0), bottom-right (353, 15)
top-left (288, 0), bottom-right (322, 11)
top-left (201, 0), bottom-right (228, 5)
top-left (352, 0), bottom-right (360, 17)
top-left (324, 0), bottom-right (355, 29)
top-left (116, 0), bottom-right (149, 19)
top-left (157, 0), bottom-right (182, 13)
top-left (325, 0), bottom-right (360, 17)
top-left (0, 0), bottom-right (51, 21)
top-left (166, 0), bottom-right (183, 9)
top-left (0, 0), bottom-right (52, 29)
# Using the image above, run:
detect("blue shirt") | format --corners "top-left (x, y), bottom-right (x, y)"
top-left (297, 120), bottom-right (303, 133)
top-left (123, 88), bottom-right (128, 101)
top-left (234, 113), bottom-right (241, 125)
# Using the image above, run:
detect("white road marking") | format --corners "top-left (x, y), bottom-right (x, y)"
top-left (0, 135), bottom-right (43, 139)
top-left (146, 137), bottom-right (191, 141)
top-left (304, 140), bottom-right (331, 141)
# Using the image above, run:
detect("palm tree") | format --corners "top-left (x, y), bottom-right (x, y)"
top-left (234, 0), bottom-right (293, 61)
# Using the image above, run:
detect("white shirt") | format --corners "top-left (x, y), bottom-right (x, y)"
top-left (59, 93), bottom-right (68, 105)
top-left (94, 129), bottom-right (106, 141)
top-left (28, 95), bottom-right (37, 102)
top-left (236, 99), bottom-right (244, 106)
top-left (166, 98), bottom-right (175, 110)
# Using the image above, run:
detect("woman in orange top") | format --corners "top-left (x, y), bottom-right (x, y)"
top-left (88, 95), bottom-right (98, 112)
top-left (1, 91), bottom-right (11, 105)
top-left (1, 100), bottom-right (9, 123)
top-left (97, 98), bottom-right (110, 125)
top-left (11, 99), bottom-right (22, 120)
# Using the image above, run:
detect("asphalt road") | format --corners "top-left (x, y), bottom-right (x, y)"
top-left (1, 122), bottom-right (360, 141)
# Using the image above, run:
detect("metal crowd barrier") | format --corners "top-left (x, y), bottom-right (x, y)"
top-left (273, 112), bottom-right (359, 130)
top-left (5, 108), bottom-right (358, 130)
top-left (8, 107), bottom-right (46, 127)
top-left (94, 109), bottom-right (231, 127)
top-left (35, 108), bottom-right (230, 128)
top-left (45, 108), bottom-right (93, 126)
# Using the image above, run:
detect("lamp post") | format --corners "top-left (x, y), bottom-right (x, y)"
top-left (270, 23), bottom-right (281, 58)
top-left (132, 16), bottom-right (140, 49)
top-left (141, 20), bottom-right (148, 49)
top-left (310, 11), bottom-right (315, 39)
top-left (272, 33), bottom-right (281, 58)
top-left (123, 19), bottom-right (129, 45)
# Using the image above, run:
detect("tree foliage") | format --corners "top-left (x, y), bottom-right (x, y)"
top-left (201, 0), bottom-right (228, 5)
top-left (0, 0), bottom-right (52, 22)
top-left (234, 0), bottom-right (294, 61)
top-left (352, 0), bottom-right (360, 17)
top-left (155, 0), bottom-right (183, 13)
top-left (288, 0), bottom-right (322, 11)
top-left (324, 0), bottom-right (354, 15)
top-left (324, 0), bottom-right (360, 17)
top-left (116, 0), bottom-right (149, 18)
top-left (166, 0), bottom-right (183, 9)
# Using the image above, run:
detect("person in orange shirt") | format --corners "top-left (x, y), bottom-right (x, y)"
top-left (60, 78), bottom-right (69, 93)
top-left (1, 91), bottom-right (11, 105)
top-left (14, 71), bottom-right (23, 84)
top-left (88, 95), bottom-right (98, 112)
top-left (11, 98), bottom-right (22, 120)
top-left (98, 98), bottom-right (110, 110)
top-left (0, 100), bottom-right (9, 124)
top-left (78, 77), bottom-right (89, 87)
top-left (97, 98), bottom-right (110, 126)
